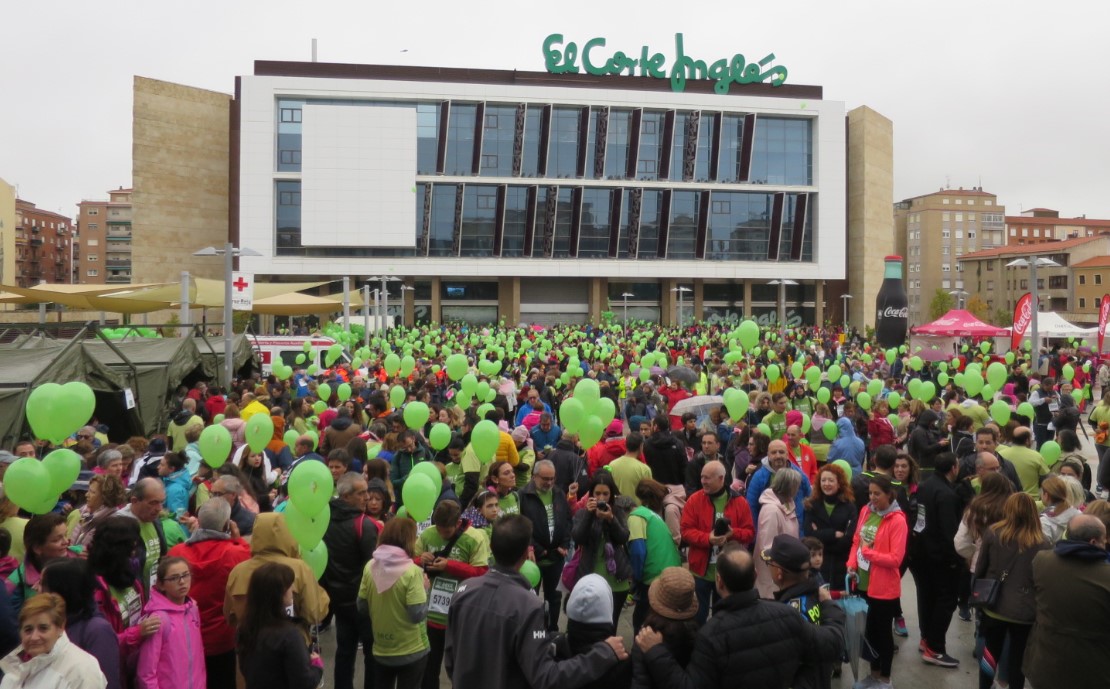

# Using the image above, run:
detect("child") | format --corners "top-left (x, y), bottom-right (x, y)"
top-left (135, 556), bottom-right (206, 689)
top-left (0, 528), bottom-right (16, 580)
top-left (803, 537), bottom-right (828, 588)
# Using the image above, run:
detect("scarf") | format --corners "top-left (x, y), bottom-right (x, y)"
top-left (369, 545), bottom-right (413, 593)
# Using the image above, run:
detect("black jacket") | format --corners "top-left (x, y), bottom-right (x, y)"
top-left (321, 499), bottom-right (378, 607)
top-left (554, 620), bottom-right (632, 689)
top-left (519, 482), bottom-right (572, 561)
top-left (906, 410), bottom-right (946, 469)
top-left (915, 473), bottom-right (962, 565)
top-left (643, 431), bottom-right (687, 486)
top-left (239, 623), bottom-right (324, 689)
top-left (774, 575), bottom-right (846, 689)
top-left (571, 504), bottom-right (631, 583)
top-left (549, 438), bottom-right (587, 494)
top-left (806, 497), bottom-right (858, 588)
top-left (641, 588), bottom-right (844, 689)
top-left (684, 453), bottom-right (729, 500)
top-left (446, 566), bottom-right (618, 689)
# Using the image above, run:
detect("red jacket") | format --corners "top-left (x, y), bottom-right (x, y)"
top-left (847, 505), bottom-right (907, 600)
top-left (168, 536), bottom-right (252, 655)
top-left (681, 488), bottom-right (755, 577)
top-left (788, 443), bottom-right (819, 486)
top-left (586, 438), bottom-right (630, 476)
top-left (867, 416), bottom-right (896, 449)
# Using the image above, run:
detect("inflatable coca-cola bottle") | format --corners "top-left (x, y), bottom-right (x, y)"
top-left (875, 255), bottom-right (909, 348)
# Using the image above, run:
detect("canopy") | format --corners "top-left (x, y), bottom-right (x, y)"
top-left (251, 291), bottom-right (365, 316)
top-left (119, 279), bottom-right (331, 309)
top-left (0, 279), bottom-right (333, 313)
top-left (1012, 311), bottom-right (1098, 339)
top-left (910, 310), bottom-right (1009, 337)
top-left (0, 283), bottom-right (175, 313)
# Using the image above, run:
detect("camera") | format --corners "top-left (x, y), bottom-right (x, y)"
top-left (713, 518), bottom-right (731, 536)
top-left (596, 500), bottom-right (610, 512)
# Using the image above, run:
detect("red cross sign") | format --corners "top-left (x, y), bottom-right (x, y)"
top-left (233, 276), bottom-right (251, 292)
top-left (230, 272), bottom-right (255, 311)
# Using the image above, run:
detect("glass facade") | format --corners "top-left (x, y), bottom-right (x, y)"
top-left (270, 97), bottom-right (819, 262)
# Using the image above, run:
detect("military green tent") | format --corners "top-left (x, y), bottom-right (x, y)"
top-left (194, 335), bottom-right (257, 381)
top-left (0, 343), bottom-right (136, 447)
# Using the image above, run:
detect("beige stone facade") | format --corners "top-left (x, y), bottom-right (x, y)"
top-left (1071, 256), bottom-right (1110, 325)
top-left (896, 188), bottom-right (1006, 325)
top-left (0, 178), bottom-right (15, 288)
top-left (845, 106), bottom-right (894, 329)
top-left (132, 76), bottom-right (231, 285)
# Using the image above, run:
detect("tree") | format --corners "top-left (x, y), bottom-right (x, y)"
top-left (966, 295), bottom-right (991, 323)
top-left (929, 289), bottom-right (954, 320)
top-left (991, 307), bottom-right (1011, 327)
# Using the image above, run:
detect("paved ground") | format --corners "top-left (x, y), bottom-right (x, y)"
top-left (324, 422), bottom-right (1101, 689)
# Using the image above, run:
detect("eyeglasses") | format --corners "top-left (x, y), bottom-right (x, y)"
top-left (209, 491), bottom-right (228, 498)
top-left (76, 434), bottom-right (92, 440)
top-left (161, 572), bottom-right (191, 584)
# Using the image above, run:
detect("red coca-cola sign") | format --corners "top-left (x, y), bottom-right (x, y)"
top-left (1011, 293), bottom-right (1032, 351)
top-left (1099, 294), bottom-right (1110, 355)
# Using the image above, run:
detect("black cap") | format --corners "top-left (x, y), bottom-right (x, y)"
top-left (761, 534), bottom-right (812, 573)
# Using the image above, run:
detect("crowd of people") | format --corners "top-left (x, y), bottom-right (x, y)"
top-left (0, 321), bottom-right (1107, 689)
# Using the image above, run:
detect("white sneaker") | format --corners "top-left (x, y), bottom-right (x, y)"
top-left (852, 677), bottom-right (880, 689)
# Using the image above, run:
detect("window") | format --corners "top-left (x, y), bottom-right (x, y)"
top-left (1033, 229), bottom-right (1040, 237)
top-left (942, 264), bottom-right (951, 272)
top-left (1097, 275), bottom-right (1104, 285)
top-left (955, 230), bottom-right (963, 239)
top-left (987, 262), bottom-right (994, 271)
top-left (86, 254), bottom-right (98, 262)
top-left (1080, 274), bottom-right (1087, 285)
top-left (986, 280), bottom-right (994, 290)
top-left (87, 223), bottom-right (98, 230)
top-left (942, 212), bottom-right (951, 221)
top-left (87, 208), bottom-right (98, 216)
top-left (968, 212), bottom-right (976, 220)
top-left (1020, 279), bottom-right (1029, 289)
top-left (942, 246), bottom-right (949, 255)
top-left (87, 239), bottom-right (98, 246)
top-left (1080, 298), bottom-right (1087, 309)
top-left (955, 198), bottom-right (963, 205)
top-left (87, 269), bottom-right (98, 277)
top-left (957, 264), bottom-right (964, 272)
top-left (968, 199), bottom-right (975, 206)
top-left (955, 213), bottom-right (963, 222)
top-left (1049, 276), bottom-right (1068, 289)
top-left (942, 280), bottom-right (951, 289)
top-left (279, 108), bottom-right (302, 123)
top-left (942, 198), bottom-right (950, 205)
top-left (1022, 229), bottom-right (1028, 237)
top-left (1010, 228), bottom-right (1017, 236)
top-left (942, 229), bottom-right (950, 239)
top-left (968, 231), bottom-right (976, 239)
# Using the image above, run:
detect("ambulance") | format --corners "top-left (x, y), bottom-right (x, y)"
top-left (250, 335), bottom-right (353, 376)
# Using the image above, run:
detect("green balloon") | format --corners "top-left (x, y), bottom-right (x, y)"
top-left (757, 423), bottom-right (772, 437)
top-left (26, 381), bottom-right (96, 444)
top-left (909, 356), bottom-right (923, 371)
top-left (1062, 364), bottom-right (1075, 382)
top-left (461, 374), bottom-right (478, 396)
top-left (409, 461), bottom-right (442, 493)
top-left (400, 355), bottom-right (416, 378)
top-left (317, 384), bottom-right (332, 402)
top-left (301, 541), bottom-right (328, 580)
top-left (288, 459), bottom-right (334, 518)
top-left (403, 473), bottom-right (437, 522)
top-left (429, 423), bottom-right (452, 451)
top-left (312, 400), bottom-right (327, 415)
top-left (1040, 440), bottom-right (1062, 466)
top-left (737, 320), bottom-right (760, 350)
top-left (866, 379), bottom-right (883, 398)
top-left (822, 421), bottom-right (838, 441)
top-left (199, 424), bottom-right (232, 468)
top-left (990, 401), bottom-right (1011, 426)
top-left (284, 429), bottom-right (300, 452)
top-left (887, 392), bottom-right (902, 410)
top-left (986, 362), bottom-right (1007, 390)
top-left (475, 381), bottom-right (491, 403)
top-left (791, 361), bottom-right (804, 379)
top-left (295, 354), bottom-right (306, 365)
top-left (816, 387), bottom-right (831, 405)
top-left (560, 398), bottom-right (586, 434)
top-left (937, 373), bottom-right (949, 387)
top-left (4, 457), bottom-right (51, 511)
top-left (403, 402), bottom-right (430, 430)
top-left (574, 378), bottom-right (601, 408)
top-left (723, 388), bottom-right (749, 421)
top-left (337, 383), bottom-right (352, 402)
top-left (1017, 402), bottom-right (1035, 421)
top-left (283, 501), bottom-right (330, 550)
top-left (579, 416), bottom-right (606, 449)
top-left (831, 459), bottom-right (854, 480)
top-left (245, 413), bottom-right (275, 454)
top-left (827, 364), bottom-right (842, 382)
top-left (767, 364), bottom-right (781, 383)
top-left (857, 392), bottom-right (872, 411)
top-left (471, 420), bottom-right (501, 463)
top-left (384, 353), bottom-right (402, 375)
top-left (446, 354), bottom-right (468, 381)
top-left (521, 560), bottom-right (541, 588)
top-left (390, 385), bottom-right (407, 409)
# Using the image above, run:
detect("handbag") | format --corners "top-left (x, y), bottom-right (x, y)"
top-left (970, 550), bottom-right (1020, 609)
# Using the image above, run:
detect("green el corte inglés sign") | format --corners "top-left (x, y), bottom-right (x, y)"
top-left (543, 33), bottom-right (788, 94)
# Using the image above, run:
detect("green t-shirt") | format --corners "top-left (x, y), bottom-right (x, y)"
top-left (359, 564), bottom-right (429, 658)
top-left (446, 461), bottom-right (465, 496)
top-left (460, 445), bottom-right (491, 487)
top-left (609, 456), bottom-right (653, 505)
top-left (417, 526), bottom-right (491, 626)
top-left (498, 492), bottom-right (520, 516)
top-left (137, 518), bottom-right (187, 591)
top-left (538, 489), bottom-right (555, 541)
top-left (701, 492), bottom-right (730, 582)
top-left (593, 541), bottom-right (630, 593)
top-left (763, 411), bottom-right (788, 438)
top-left (110, 584), bottom-right (143, 629)
top-left (791, 397), bottom-right (815, 417)
top-left (515, 448), bottom-right (536, 490)
top-left (856, 511), bottom-right (884, 592)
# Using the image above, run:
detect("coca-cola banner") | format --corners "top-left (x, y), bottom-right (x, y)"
top-left (1099, 294), bottom-right (1110, 354)
top-left (1011, 292), bottom-right (1032, 351)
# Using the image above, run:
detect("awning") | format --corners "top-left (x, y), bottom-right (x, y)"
top-left (250, 291), bottom-right (365, 316)
top-left (910, 310), bottom-right (1010, 337)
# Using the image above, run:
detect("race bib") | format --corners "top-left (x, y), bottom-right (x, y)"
top-left (857, 546), bottom-right (871, 572)
top-left (428, 577), bottom-right (459, 615)
top-left (1049, 401), bottom-right (1060, 413)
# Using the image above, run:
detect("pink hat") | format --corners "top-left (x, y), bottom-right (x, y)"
top-left (511, 425), bottom-right (530, 443)
top-left (786, 410), bottom-right (804, 430)
top-left (605, 419), bottom-right (624, 438)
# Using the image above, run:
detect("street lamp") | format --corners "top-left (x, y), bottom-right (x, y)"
top-left (670, 286), bottom-right (692, 326)
top-left (621, 292), bottom-right (634, 326)
top-left (193, 243), bottom-right (262, 388)
top-left (840, 293), bottom-right (853, 329)
top-left (368, 276), bottom-right (400, 332)
top-left (1006, 256), bottom-right (1060, 357)
top-left (362, 287), bottom-right (381, 348)
top-left (768, 279), bottom-right (799, 338)
top-left (948, 289), bottom-right (969, 310)
top-left (398, 284), bottom-right (415, 327)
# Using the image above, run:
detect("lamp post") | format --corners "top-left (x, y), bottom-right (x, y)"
top-left (368, 276), bottom-right (400, 332)
top-left (768, 279), bottom-right (799, 339)
top-left (398, 284), bottom-right (415, 327)
top-left (621, 292), bottom-right (634, 326)
top-left (362, 286), bottom-right (382, 348)
top-left (193, 243), bottom-right (261, 388)
top-left (948, 289), bottom-right (969, 310)
top-left (840, 293), bottom-right (853, 329)
top-left (670, 286), bottom-right (691, 327)
top-left (1006, 256), bottom-right (1060, 359)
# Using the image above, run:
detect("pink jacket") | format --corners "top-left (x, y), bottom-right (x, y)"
top-left (847, 505), bottom-right (907, 600)
top-left (135, 588), bottom-right (205, 689)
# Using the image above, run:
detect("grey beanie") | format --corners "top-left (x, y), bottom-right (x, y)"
top-left (565, 573), bottom-right (613, 626)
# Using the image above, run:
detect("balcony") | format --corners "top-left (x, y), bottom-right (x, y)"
top-left (29, 237), bottom-right (43, 247)
top-left (105, 259), bottom-right (131, 268)
top-left (106, 274), bottom-right (131, 284)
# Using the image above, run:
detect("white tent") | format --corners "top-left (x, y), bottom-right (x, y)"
top-left (1013, 312), bottom-right (1098, 340)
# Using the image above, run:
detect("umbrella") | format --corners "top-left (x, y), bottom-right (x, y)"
top-left (667, 366), bottom-right (698, 384)
top-left (669, 395), bottom-right (724, 419)
top-left (835, 574), bottom-right (869, 681)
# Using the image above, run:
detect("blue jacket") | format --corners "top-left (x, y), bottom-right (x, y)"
top-left (745, 460), bottom-right (812, 536)
top-left (163, 468), bottom-right (192, 515)
top-left (530, 424), bottom-right (562, 451)
top-left (515, 401), bottom-right (553, 427)
top-left (828, 417), bottom-right (866, 472)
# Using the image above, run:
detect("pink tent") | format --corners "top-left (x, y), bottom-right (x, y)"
top-left (910, 310), bottom-right (1009, 337)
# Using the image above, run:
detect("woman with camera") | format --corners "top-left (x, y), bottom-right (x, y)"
top-left (567, 471), bottom-right (631, 630)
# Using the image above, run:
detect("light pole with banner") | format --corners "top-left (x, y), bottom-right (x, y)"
top-left (840, 293), bottom-right (853, 329)
top-left (1006, 256), bottom-right (1060, 358)
top-left (193, 243), bottom-right (262, 388)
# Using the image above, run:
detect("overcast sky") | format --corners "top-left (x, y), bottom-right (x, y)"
top-left (4, 0), bottom-right (1108, 221)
